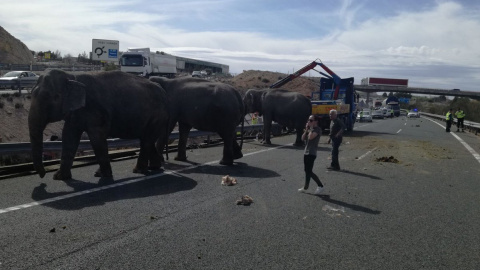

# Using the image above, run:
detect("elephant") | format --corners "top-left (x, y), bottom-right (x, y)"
top-left (243, 88), bottom-right (312, 146)
top-left (28, 69), bottom-right (169, 182)
top-left (149, 76), bottom-right (244, 165)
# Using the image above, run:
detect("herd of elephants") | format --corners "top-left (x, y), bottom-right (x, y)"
top-left (28, 69), bottom-right (312, 183)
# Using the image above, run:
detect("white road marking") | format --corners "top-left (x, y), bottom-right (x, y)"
top-left (397, 129), bottom-right (402, 134)
top-left (425, 117), bottom-right (480, 164)
top-left (356, 147), bottom-right (378, 160)
top-left (0, 144), bottom-right (287, 215)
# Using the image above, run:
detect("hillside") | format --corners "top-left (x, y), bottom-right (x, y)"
top-left (0, 26), bottom-right (34, 64)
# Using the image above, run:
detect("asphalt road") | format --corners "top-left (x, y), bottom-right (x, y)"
top-left (0, 116), bottom-right (479, 269)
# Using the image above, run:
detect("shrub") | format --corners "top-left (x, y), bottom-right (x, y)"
top-left (261, 78), bottom-right (270, 83)
top-left (15, 103), bottom-right (23, 109)
top-left (13, 92), bottom-right (21, 97)
top-left (0, 102), bottom-right (4, 109)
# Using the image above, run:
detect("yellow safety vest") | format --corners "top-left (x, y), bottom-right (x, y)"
top-left (446, 112), bottom-right (452, 121)
top-left (455, 110), bottom-right (465, 119)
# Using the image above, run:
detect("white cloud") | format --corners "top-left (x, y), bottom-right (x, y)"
top-left (0, 0), bottom-right (479, 90)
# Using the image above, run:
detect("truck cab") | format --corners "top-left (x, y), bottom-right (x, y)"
top-left (120, 49), bottom-right (151, 76)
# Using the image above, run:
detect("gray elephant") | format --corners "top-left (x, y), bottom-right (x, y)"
top-left (149, 76), bottom-right (244, 165)
top-left (28, 69), bottom-right (169, 182)
top-left (243, 88), bottom-right (312, 146)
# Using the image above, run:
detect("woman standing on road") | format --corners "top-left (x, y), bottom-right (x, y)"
top-left (298, 115), bottom-right (324, 195)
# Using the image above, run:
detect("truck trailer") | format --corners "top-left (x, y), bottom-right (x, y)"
top-left (119, 48), bottom-right (177, 77)
top-left (361, 77), bottom-right (408, 87)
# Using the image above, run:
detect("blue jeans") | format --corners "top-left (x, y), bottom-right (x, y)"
top-left (330, 136), bottom-right (342, 169)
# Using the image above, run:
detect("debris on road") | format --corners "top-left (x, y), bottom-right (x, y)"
top-left (376, 156), bottom-right (399, 163)
top-left (236, 195), bottom-right (253, 206)
top-left (221, 175), bottom-right (237, 186)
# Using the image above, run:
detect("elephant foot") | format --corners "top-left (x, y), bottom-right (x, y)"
top-left (174, 156), bottom-right (188, 162)
top-left (98, 176), bottom-right (114, 185)
top-left (133, 166), bottom-right (149, 174)
top-left (148, 165), bottom-right (162, 171)
top-left (233, 151), bottom-right (243, 160)
top-left (94, 169), bottom-right (113, 178)
top-left (53, 170), bottom-right (72, 181)
top-left (219, 159), bottom-right (234, 166)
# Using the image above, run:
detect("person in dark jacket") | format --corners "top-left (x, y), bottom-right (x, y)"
top-left (328, 109), bottom-right (346, 171)
top-left (298, 115), bottom-right (324, 195)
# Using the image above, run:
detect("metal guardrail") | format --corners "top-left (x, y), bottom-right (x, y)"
top-left (420, 112), bottom-right (480, 135)
top-left (0, 124), bottom-right (269, 155)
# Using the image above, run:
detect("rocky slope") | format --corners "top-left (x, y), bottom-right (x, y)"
top-left (0, 26), bottom-right (34, 64)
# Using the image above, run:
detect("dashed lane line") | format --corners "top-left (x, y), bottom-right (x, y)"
top-left (356, 147), bottom-right (379, 160)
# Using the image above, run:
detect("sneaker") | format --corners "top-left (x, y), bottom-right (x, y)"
top-left (298, 188), bottom-right (307, 193)
top-left (327, 166), bottom-right (340, 171)
top-left (314, 186), bottom-right (324, 195)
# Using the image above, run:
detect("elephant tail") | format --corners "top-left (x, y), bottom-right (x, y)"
top-left (240, 114), bottom-right (244, 149)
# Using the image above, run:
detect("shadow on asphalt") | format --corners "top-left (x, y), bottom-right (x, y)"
top-left (179, 162), bottom-right (281, 179)
top-left (333, 169), bottom-right (383, 180)
top-left (30, 173), bottom-right (197, 210)
top-left (345, 130), bottom-right (395, 138)
top-left (316, 194), bottom-right (381, 215)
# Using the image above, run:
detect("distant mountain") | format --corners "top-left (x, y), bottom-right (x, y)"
top-left (0, 26), bottom-right (34, 64)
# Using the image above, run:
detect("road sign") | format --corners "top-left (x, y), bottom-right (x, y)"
top-left (398, 97), bottom-right (410, 104)
top-left (92, 39), bottom-right (119, 61)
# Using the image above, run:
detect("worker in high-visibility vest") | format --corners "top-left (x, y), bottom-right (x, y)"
top-left (455, 108), bottom-right (466, 132)
top-left (445, 108), bottom-right (453, 132)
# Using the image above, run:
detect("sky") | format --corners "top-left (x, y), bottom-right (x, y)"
top-left (1, 0), bottom-right (479, 91)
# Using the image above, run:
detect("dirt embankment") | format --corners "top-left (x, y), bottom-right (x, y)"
top-left (0, 70), bottom-right (317, 143)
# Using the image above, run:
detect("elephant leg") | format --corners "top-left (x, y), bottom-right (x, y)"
top-left (262, 117), bottom-right (272, 145)
top-left (87, 130), bottom-right (113, 180)
top-left (147, 128), bottom-right (166, 171)
top-left (293, 128), bottom-right (305, 146)
top-left (219, 130), bottom-right (235, 165)
top-left (175, 122), bottom-right (191, 161)
top-left (53, 123), bottom-right (82, 180)
top-left (133, 139), bottom-right (152, 174)
top-left (232, 137), bottom-right (243, 160)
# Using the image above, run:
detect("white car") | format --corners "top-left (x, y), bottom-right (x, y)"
top-left (371, 109), bottom-right (385, 119)
top-left (356, 111), bottom-right (373, 122)
top-left (407, 110), bottom-right (420, 118)
top-left (0, 71), bottom-right (39, 90)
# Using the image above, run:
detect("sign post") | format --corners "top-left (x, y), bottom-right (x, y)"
top-left (91, 39), bottom-right (119, 62)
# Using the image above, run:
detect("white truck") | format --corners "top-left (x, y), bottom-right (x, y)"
top-left (119, 48), bottom-right (177, 77)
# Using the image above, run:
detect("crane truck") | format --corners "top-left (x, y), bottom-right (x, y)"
top-left (119, 48), bottom-right (177, 78)
top-left (270, 60), bottom-right (357, 131)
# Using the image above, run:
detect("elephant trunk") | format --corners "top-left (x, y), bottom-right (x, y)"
top-left (28, 104), bottom-right (48, 178)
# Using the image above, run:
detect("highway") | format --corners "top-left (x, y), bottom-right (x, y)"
top-left (0, 116), bottom-right (479, 269)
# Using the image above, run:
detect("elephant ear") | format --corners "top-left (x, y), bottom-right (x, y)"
top-left (63, 79), bottom-right (86, 114)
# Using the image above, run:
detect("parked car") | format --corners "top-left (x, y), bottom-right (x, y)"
top-left (356, 110), bottom-right (373, 122)
top-left (407, 110), bottom-right (420, 118)
top-left (371, 109), bottom-right (385, 119)
top-left (191, 71), bottom-right (203, 78)
top-left (0, 71), bottom-right (39, 90)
